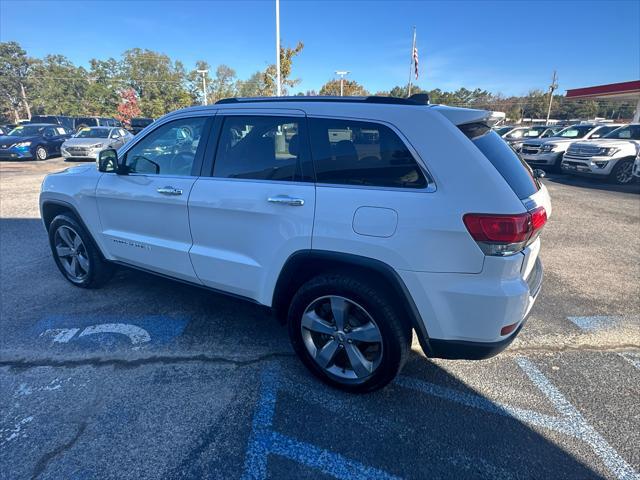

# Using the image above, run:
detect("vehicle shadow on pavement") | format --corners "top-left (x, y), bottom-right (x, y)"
top-left (544, 174), bottom-right (640, 194)
top-left (176, 353), bottom-right (603, 480)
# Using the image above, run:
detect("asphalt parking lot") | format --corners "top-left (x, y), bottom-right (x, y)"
top-left (1, 157), bottom-right (639, 480)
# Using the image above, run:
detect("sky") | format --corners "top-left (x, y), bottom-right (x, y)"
top-left (1, 0), bottom-right (639, 96)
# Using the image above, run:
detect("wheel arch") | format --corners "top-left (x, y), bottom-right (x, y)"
top-left (41, 200), bottom-right (107, 259)
top-left (272, 250), bottom-right (433, 355)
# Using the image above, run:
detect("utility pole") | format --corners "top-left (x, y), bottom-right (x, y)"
top-left (335, 71), bottom-right (349, 96)
top-left (408, 26), bottom-right (416, 97)
top-left (545, 70), bottom-right (558, 124)
top-left (197, 69), bottom-right (208, 105)
top-left (275, 0), bottom-right (281, 97)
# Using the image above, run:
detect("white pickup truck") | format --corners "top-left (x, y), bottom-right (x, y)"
top-left (520, 124), bottom-right (623, 171)
top-left (562, 124), bottom-right (640, 184)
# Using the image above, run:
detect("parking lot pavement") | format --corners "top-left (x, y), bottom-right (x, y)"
top-left (1, 158), bottom-right (639, 479)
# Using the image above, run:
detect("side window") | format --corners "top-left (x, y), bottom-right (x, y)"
top-left (308, 118), bottom-right (427, 188)
top-left (110, 129), bottom-right (120, 139)
top-left (213, 116), bottom-right (312, 182)
top-left (125, 117), bottom-right (207, 176)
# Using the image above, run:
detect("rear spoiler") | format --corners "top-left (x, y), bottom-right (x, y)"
top-left (432, 105), bottom-right (505, 127)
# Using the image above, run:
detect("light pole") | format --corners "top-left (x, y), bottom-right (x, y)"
top-left (335, 70), bottom-right (349, 96)
top-left (275, 0), bottom-right (281, 96)
top-left (197, 69), bottom-right (209, 105)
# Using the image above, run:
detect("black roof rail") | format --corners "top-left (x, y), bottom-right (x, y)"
top-left (215, 94), bottom-right (429, 106)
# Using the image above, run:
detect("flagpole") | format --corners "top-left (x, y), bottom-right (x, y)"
top-left (408, 26), bottom-right (416, 97)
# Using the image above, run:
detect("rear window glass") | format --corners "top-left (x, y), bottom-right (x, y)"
top-left (308, 118), bottom-right (427, 188)
top-left (460, 123), bottom-right (539, 199)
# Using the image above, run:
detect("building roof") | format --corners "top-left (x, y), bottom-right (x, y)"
top-left (566, 80), bottom-right (640, 100)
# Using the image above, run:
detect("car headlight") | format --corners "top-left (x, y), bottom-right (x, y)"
top-left (92, 143), bottom-right (103, 149)
top-left (14, 141), bottom-right (31, 147)
top-left (540, 144), bottom-right (556, 152)
top-left (599, 147), bottom-right (619, 156)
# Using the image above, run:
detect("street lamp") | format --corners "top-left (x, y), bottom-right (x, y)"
top-left (335, 70), bottom-right (349, 97)
top-left (197, 69), bottom-right (209, 105)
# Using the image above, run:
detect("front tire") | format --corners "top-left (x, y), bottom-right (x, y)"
top-left (48, 214), bottom-right (114, 288)
top-left (610, 158), bottom-right (634, 185)
top-left (287, 274), bottom-right (411, 393)
top-left (35, 145), bottom-right (48, 160)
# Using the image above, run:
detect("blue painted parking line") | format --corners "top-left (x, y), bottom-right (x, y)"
top-left (33, 315), bottom-right (188, 348)
top-left (242, 364), bottom-right (401, 480)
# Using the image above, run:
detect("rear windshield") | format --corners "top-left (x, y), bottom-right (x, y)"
top-left (460, 123), bottom-right (539, 199)
top-left (75, 118), bottom-right (98, 127)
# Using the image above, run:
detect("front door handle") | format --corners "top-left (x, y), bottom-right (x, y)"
top-left (157, 186), bottom-right (183, 196)
top-left (267, 195), bottom-right (305, 206)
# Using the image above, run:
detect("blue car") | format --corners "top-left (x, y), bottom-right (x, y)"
top-left (0, 123), bottom-right (72, 160)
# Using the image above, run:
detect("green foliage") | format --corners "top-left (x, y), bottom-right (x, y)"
top-left (262, 41), bottom-right (304, 95)
top-left (0, 41), bottom-right (34, 122)
top-left (319, 78), bottom-right (369, 96)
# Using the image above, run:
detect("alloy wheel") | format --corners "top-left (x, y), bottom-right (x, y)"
top-left (616, 161), bottom-right (633, 184)
top-left (300, 295), bottom-right (383, 383)
top-left (36, 146), bottom-right (47, 160)
top-left (54, 225), bottom-right (90, 282)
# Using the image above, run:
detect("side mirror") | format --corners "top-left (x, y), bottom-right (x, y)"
top-left (533, 169), bottom-right (546, 179)
top-left (97, 148), bottom-right (121, 173)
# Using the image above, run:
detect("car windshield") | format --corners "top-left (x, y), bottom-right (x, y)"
top-left (555, 125), bottom-right (594, 138)
top-left (603, 125), bottom-right (640, 140)
top-left (495, 126), bottom-right (513, 136)
top-left (74, 128), bottom-right (110, 138)
top-left (7, 125), bottom-right (44, 136)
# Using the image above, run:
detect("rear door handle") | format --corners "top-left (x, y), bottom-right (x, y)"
top-left (267, 195), bottom-right (304, 206)
top-left (157, 186), bottom-right (183, 196)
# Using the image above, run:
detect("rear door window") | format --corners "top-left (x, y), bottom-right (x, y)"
top-left (213, 116), bottom-right (312, 182)
top-left (308, 118), bottom-right (427, 188)
top-left (460, 123), bottom-right (539, 199)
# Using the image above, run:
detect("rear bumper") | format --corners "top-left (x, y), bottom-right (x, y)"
top-left (400, 250), bottom-right (543, 360)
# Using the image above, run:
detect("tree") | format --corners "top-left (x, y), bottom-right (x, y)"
top-left (120, 48), bottom-right (194, 117)
top-left (236, 71), bottom-right (268, 97)
top-left (116, 88), bottom-right (142, 127)
top-left (84, 58), bottom-right (122, 115)
top-left (211, 65), bottom-right (237, 102)
top-left (319, 78), bottom-right (368, 96)
top-left (0, 41), bottom-right (34, 122)
top-left (29, 54), bottom-right (89, 116)
top-left (261, 41), bottom-right (304, 95)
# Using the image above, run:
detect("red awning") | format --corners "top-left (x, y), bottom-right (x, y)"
top-left (566, 80), bottom-right (640, 100)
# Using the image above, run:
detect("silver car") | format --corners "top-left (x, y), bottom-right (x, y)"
top-left (61, 127), bottom-right (133, 161)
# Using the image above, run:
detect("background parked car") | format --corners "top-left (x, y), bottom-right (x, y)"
top-left (633, 152), bottom-right (640, 180)
top-left (61, 127), bottom-right (133, 161)
top-left (29, 115), bottom-right (76, 131)
top-left (0, 123), bottom-right (72, 160)
top-left (129, 117), bottom-right (154, 135)
top-left (520, 123), bottom-right (623, 171)
top-left (562, 124), bottom-right (640, 184)
top-left (74, 117), bottom-right (122, 130)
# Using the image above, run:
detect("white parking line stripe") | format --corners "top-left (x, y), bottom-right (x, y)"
top-left (567, 316), bottom-right (622, 332)
top-left (618, 352), bottom-right (640, 371)
top-left (516, 357), bottom-right (639, 480)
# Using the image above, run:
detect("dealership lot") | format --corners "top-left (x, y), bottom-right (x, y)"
top-left (1, 158), bottom-right (639, 479)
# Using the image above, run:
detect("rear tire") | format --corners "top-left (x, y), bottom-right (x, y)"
top-left (610, 158), bottom-right (634, 185)
top-left (287, 273), bottom-right (411, 393)
top-left (48, 214), bottom-right (114, 288)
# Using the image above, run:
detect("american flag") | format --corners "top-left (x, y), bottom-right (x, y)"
top-left (413, 46), bottom-right (419, 79)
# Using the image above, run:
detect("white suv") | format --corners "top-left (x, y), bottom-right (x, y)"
top-left (520, 123), bottom-right (623, 171)
top-left (562, 124), bottom-right (640, 184)
top-left (40, 96), bottom-right (550, 392)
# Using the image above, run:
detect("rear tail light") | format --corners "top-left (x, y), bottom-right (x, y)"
top-left (463, 206), bottom-right (547, 256)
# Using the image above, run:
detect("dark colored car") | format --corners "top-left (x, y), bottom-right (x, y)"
top-left (129, 117), bottom-right (154, 135)
top-left (74, 117), bottom-right (122, 130)
top-left (0, 123), bottom-right (72, 160)
top-left (30, 115), bottom-right (76, 131)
